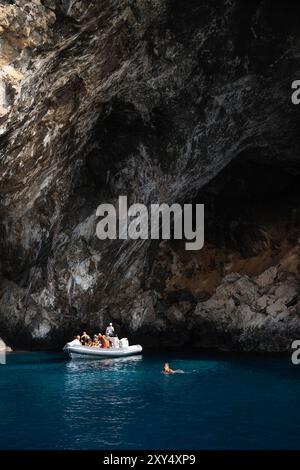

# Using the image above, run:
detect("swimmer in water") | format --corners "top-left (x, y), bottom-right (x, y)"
top-left (163, 362), bottom-right (175, 374)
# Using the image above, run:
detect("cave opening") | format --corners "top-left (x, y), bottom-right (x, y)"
top-left (150, 150), bottom-right (300, 300)
top-left (196, 150), bottom-right (300, 257)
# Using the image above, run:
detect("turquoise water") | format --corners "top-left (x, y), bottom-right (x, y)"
top-left (1, 351), bottom-right (300, 449)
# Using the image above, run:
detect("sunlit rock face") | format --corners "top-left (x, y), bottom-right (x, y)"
top-left (1, 0), bottom-right (300, 350)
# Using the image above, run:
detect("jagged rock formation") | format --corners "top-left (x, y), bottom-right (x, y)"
top-left (192, 266), bottom-right (300, 351)
top-left (1, 0), bottom-right (300, 350)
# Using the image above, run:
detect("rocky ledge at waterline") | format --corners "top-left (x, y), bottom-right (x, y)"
top-left (192, 266), bottom-right (300, 352)
top-left (0, 338), bottom-right (12, 353)
top-left (1, 1), bottom-right (300, 351)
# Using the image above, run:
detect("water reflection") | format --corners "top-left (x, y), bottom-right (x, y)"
top-left (61, 354), bottom-right (145, 448)
top-left (66, 355), bottom-right (143, 372)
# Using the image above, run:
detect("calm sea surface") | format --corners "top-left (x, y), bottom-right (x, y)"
top-left (0, 351), bottom-right (300, 449)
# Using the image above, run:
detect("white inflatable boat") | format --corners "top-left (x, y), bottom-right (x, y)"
top-left (63, 339), bottom-right (143, 360)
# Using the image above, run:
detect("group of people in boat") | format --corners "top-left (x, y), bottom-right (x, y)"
top-left (73, 323), bottom-right (176, 372)
top-left (74, 323), bottom-right (116, 349)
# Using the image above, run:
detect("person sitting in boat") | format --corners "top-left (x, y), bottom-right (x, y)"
top-left (96, 333), bottom-right (103, 344)
top-left (92, 334), bottom-right (99, 347)
top-left (80, 331), bottom-right (90, 345)
top-left (163, 363), bottom-right (175, 374)
top-left (105, 323), bottom-right (115, 337)
top-left (99, 334), bottom-right (110, 349)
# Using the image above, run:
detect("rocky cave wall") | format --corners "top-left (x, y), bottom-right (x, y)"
top-left (1, 0), bottom-right (300, 350)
